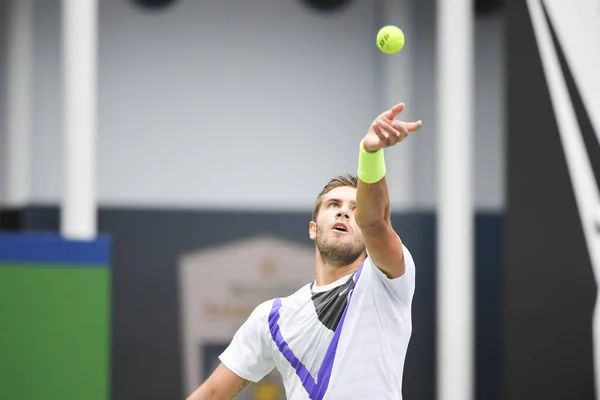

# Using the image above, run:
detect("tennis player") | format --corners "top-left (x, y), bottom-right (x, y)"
top-left (187, 103), bottom-right (422, 400)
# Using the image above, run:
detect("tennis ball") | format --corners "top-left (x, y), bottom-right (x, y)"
top-left (377, 25), bottom-right (405, 54)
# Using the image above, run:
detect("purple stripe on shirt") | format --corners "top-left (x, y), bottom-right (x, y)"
top-left (268, 265), bottom-right (363, 400)
top-left (268, 298), bottom-right (317, 395)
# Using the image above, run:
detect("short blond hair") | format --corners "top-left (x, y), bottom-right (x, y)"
top-left (312, 174), bottom-right (358, 220)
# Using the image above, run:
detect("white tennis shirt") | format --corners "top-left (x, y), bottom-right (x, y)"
top-left (219, 243), bottom-right (416, 400)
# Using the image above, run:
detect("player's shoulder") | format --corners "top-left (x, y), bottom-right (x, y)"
top-left (283, 282), bottom-right (312, 300)
top-left (251, 299), bottom-right (275, 318)
top-left (250, 283), bottom-right (312, 319)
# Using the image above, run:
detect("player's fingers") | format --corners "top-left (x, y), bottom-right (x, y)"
top-left (387, 119), bottom-right (410, 143)
top-left (404, 120), bottom-right (423, 132)
top-left (372, 123), bottom-right (390, 144)
top-left (377, 119), bottom-right (401, 143)
top-left (391, 120), bottom-right (410, 138)
top-left (382, 103), bottom-right (405, 120)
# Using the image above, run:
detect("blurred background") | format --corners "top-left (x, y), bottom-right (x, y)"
top-left (0, 0), bottom-right (597, 399)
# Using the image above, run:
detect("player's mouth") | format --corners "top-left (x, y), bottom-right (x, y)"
top-left (331, 222), bottom-right (349, 234)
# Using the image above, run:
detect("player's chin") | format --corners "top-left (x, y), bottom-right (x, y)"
top-left (324, 237), bottom-right (346, 248)
top-left (329, 235), bottom-right (354, 246)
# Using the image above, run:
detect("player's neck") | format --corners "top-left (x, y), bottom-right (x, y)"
top-left (314, 253), bottom-right (365, 286)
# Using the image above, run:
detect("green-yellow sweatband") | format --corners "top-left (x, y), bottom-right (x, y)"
top-left (357, 140), bottom-right (386, 183)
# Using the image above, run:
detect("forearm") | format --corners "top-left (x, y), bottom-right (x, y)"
top-left (356, 178), bottom-right (390, 230)
top-left (186, 384), bottom-right (214, 400)
top-left (186, 377), bottom-right (251, 400)
top-left (355, 144), bottom-right (405, 278)
top-left (355, 141), bottom-right (391, 229)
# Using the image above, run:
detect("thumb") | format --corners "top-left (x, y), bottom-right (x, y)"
top-left (382, 103), bottom-right (405, 120)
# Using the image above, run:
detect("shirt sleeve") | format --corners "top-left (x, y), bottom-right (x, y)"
top-left (218, 300), bottom-right (275, 382)
top-left (364, 242), bottom-right (416, 305)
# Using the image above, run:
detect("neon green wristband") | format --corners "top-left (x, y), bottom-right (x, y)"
top-left (357, 140), bottom-right (386, 183)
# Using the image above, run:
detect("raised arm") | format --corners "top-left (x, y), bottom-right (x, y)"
top-left (355, 103), bottom-right (422, 279)
top-left (186, 364), bottom-right (251, 400)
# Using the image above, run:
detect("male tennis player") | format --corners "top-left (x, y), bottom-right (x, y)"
top-left (186, 103), bottom-right (422, 400)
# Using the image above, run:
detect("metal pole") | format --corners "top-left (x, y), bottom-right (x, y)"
top-left (61, 0), bottom-right (98, 239)
top-left (436, 0), bottom-right (475, 398)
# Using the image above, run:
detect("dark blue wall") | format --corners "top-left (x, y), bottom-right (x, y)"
top-left (21, 207), bottom-right (502, 400)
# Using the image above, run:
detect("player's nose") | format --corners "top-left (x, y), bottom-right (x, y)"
top-left (336, 210), bottom-right (350, 219)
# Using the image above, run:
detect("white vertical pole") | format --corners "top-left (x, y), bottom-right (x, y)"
top-left (4, 0), bottom-right (33, 208)
top-left (436, 0), bottom-right (474, 399)
top-left (380, 0), bottom-right (414, 211)
top-left (61, 0), bottom-right (98, 239)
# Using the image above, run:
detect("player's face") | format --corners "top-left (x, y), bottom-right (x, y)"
top-left (309, 186), bottom-right (365, 266)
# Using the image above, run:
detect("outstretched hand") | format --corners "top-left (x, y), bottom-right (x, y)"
top-left (362, 103), bottom-right (422, 153)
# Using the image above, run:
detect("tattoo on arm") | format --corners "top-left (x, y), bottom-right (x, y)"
top-left (231, 379), bottom-right (251, 399)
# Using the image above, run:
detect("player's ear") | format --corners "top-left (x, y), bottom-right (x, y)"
top-left (309, 221), bottom-right (317, 241)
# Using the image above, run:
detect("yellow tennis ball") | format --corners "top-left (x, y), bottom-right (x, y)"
top-left (377, 25), bottom-right (405, 54)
